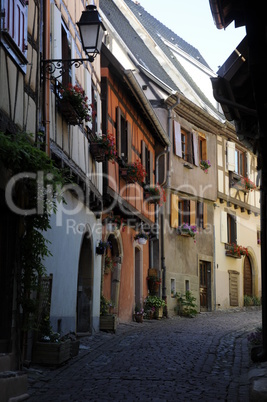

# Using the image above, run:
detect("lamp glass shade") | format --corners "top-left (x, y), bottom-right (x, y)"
top-left (77, 6), bottom-right (106, 56)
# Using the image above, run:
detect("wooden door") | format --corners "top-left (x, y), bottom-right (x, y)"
top-left (244, 256), bottom-right (252, 297)
top-left (77, 235), bottom-right (92, 333)
top-left (200, 261), bottom-right (208, 311)
top-left (229, 270), bottom-right (239, 306)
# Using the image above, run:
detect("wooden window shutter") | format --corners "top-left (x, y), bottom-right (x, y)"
top-left (173, 121), bottom-right (182, 157)
top-left (227, 141), bottom-right (235, 171)
top-left (220, 211), bottom-right (228, 243)
top-left (127, 121), bottom-right (132, 163)
top-left (141, 140), bottom-right (146, 168)
top-left (51, 4), bottom-right (62, 79)
top-left (246, 152), bottom-right (251, 178)
top-left (171, 194), bottom-right (179, 228)
top-left (192, 131), bottom-right (199, 166)
top-left (190, 200), bottom-right (196, 225)
top-left (116, 107), bottom-right (122, 158)
top-left (149, 151), bottom-right (154, 185)
top-left (203, 203), bottom-right (208, 229)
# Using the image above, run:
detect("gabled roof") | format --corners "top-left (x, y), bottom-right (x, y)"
top-left (100, 0), bottom-right (223, 120)
top-left (100, 0), bottom-right (177, 90)
top-left (124, 0), bottom-right (210, 69)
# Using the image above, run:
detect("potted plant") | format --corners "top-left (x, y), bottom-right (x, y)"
top-left (104, 255), bottom-right (117, 274)
top-left (200, 159), bottom-right (211, 173)
top-left (177, 223), bottom-right (198, 241)
top-left (32, 312), bottom-right (71, 366)
top-left (175, 291), bottom-right (198, 318)
top-left (146, 272), bottom-right (161, 295)
top-left (58, 83), bottom-right (91, 125)
top-left (120, 160), bottom-right (147, 184)
top-left (134, 232), bottom-right (149, 245)
top-left (134, 305), bottom-right (144, 323)
top-left (225, 243), bottom-right (248, 258)
top-left (99, 295), bottom-right (117, 333)
top-left (96, 240), bottom-right (110, 255)
top-left (144, 184), bottom-right (166, 206)
top-left (90, 133), bottom-right (117, 162)
top-left (144, 295), bottom-right (166, 319)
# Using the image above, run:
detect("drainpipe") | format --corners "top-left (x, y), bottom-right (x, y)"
top-left (161, 93), bottom-right (180, 307)
top-left (44, 0), bottom-right (50, 155)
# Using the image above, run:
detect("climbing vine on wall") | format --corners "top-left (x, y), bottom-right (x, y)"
top-left (0, 131), bottom-right (66, 357)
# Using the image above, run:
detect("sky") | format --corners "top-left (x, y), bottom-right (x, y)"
top-left (139, 0), bottom-right (246, 72)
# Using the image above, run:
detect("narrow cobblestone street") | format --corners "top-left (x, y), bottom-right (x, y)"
top-left (27, 309), bottom-right (261, 402)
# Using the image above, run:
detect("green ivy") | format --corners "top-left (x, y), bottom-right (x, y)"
top-left (0, 132), bottom-right (66, 339)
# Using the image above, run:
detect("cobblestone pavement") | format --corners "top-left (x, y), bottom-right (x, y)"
top-left (26, 308), bottom-right (262, 402)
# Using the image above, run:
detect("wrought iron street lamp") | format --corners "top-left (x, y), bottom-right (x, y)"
top-left (42, 1), bottom-right (106, 80)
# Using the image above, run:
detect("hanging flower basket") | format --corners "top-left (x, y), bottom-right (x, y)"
top-left (96, 240), bottom-right (110, 255)
top-left (134, 232), bottom-right (149, 245)
top-left (138, 237), bottom-right (147, 245)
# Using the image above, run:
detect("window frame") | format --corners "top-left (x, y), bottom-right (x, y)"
top-left (227, 213), bottom-right (237, 244)
top-left (235, 148), bottom-right (245, 176)
top-left (1, 0), bottom-right (28, 70)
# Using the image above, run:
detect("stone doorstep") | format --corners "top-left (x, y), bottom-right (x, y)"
top-left (0, 372), bottom-right (28, 402)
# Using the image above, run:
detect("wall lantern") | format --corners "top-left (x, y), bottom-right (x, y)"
top-left (77, 1), bottom-right (106, 62)
top-left (42, 0), bottom-right (106, 80)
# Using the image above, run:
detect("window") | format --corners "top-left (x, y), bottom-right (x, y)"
top-left (178, 199), bottom-right (190, 226)
top-left (257, 230), bottom-right (261, 245)
top-left (2, 0), bottom-right (28, 67)
top-left (199, 136), bottom-right (207, 161)
top-left (227, 213), bottom-right (237, 244)
top-left (61, 23), bottom-right (72, 87)
top-left (141, 140), bottom-right (153, 185)
top-left (171, 194), bottom-right (197, 229)
top-left (116, 107), bottom-right (131, 163)
top-left (235, 149), bottom-right (245, 176)
top-left (181, 133), bottom-right (186, 160)
top-left (171, 279), bottom-right (175, 297)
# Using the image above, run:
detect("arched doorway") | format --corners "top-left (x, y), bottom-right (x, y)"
top-left (244, 255), bottom-right (253, 297)
top-left (76, 234), bottom-right (93, 333)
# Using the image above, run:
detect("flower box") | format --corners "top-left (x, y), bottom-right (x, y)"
top-left (59, 99), bottom-right (81, 126)
top-left (100, 315), bottom-right (117, 333)
top-left (90, 143), bottom-right (106, 162)
top-left (70, 339), bottom-right (80, 357)
top-left (225, 250), bottom-right (242, 259)
top-left (32, 339), bottom-right (71, 366)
